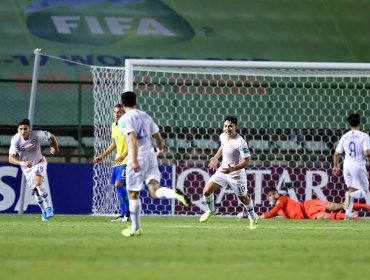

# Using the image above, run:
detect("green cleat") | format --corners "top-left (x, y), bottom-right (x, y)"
top-left (175, 188), bottom-right (192, 207)
top-left (249, 216), bottom-right (258, 230)
top-left (199, 208), bottom-right (219, 222)
top-left (121, 227), bottom-right (143, 237)
top-left (343, 191), bottom-right (350, 210)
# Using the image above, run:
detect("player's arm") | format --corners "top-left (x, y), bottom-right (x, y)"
top-left (49, 134), bottom-right (59, 155)
top-left (332, 151), bottom-right (341, 175)
top-left (209, 147), bottom-right (222, 170)
top-left (94, 141), bottom-right (116, 163)
top-left (260, 196), bottom-right (287, 219)
top-left (365, 149), bottom-right (370, 158)
top-left (8, 154), bottom-right (32, 168)
top-left (221, 157), bottom-right (249, 174)
top-left (153, 132), bottom-right (163, 156)
top-left (128, 131), bottom-right (140, 172)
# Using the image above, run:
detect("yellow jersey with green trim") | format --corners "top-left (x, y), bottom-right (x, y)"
top-left (112, 122), bottom-right (128, 166)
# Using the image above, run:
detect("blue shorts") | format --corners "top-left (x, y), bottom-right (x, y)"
top-left (110, 164), bottom-right (127, 186)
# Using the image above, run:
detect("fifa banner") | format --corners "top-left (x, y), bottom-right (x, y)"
top-left (1, 162), bottom-right (370, 217)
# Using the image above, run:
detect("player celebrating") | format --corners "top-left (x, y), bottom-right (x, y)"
top-left (119, 91), bottom-right (192, 237)
top-left (8, 118), bottom-right (59, 221)
top-left (258, 188), bottom-right (370, 220)
top-left (94, 104), bottom-right (130, 222)
top-left (199, 115), bottom-right (258, 230)
top-left (333, 113), bottom-right (370, 220)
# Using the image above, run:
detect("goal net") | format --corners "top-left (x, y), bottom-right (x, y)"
top-left (91, 60), bottom-right (370, 217)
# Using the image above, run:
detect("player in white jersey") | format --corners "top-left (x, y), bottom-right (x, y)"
top-left (333, 113), bottom-right (370, 220)
top-left (118, 91), bottom-right (192, 237)
top-left (199, 115), bottom-right (258, 230)
top-left (8, 119), bottom-right (59, 221)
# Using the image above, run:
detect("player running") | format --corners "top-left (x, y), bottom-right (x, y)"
top-left (199, 115), bottom-right (258, 229)
top-left (119, 91), bottom-right (192, 237)
top-left (333, 113), bottom-right (370, 220)
top-left (8, 118), bottom-right (59, 221)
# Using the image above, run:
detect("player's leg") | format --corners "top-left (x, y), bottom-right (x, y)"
top-left (32, 174), bottom-right (49, 221)
top-left (121, 190), bottom-right (142, 237)
top-left (344, 166), bottom-right (368, 219)
top-left (112, 165), bottom-right (130, 222)
top-left (122, 160), bottom-right (145, 237)
top-left (146, 156), bottom-right (191, 206)
top-left (199, 179), bottom-right (223, 222)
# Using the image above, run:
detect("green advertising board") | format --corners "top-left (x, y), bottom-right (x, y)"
top-left (1, 0), bottom-right (370, 81)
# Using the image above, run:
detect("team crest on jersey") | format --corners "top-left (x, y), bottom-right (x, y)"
top-left (120, 122), bottom-right (126, 129)
top-left (243, 147), bottom-right (249, 154)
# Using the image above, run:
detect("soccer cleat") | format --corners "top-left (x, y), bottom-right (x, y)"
top-left (175, 188), bottom-right (192, 207)
top-left (237, 211), bottom-right (248, 219)
top-left (111, 215), bottom-right (125, 222)
top-left (41, 211), bottom-right (49, 222)
top-left (46, 207), bottom-right (54, 218)
top-left (343, 191), bottom-right (351, 210)
top-left (199, 208), bottom-right (219, 222)
top-left (121, 227), bottom-right (143, 237)
top-left (249, 216), bottom-right (258, 230)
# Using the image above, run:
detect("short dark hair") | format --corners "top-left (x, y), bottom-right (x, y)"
top-left (266, 187), bottom-right (278, 194)
top-left (224, 115), bottom-right (237, 125)
top-left (347, 113), bottom-right (360, 127)
top-left (121, 91), bottom-right (137, 107)
top-left (114, 103), bottom-right (123, 109)
top-left (17, 118), bottom-right (30, 127)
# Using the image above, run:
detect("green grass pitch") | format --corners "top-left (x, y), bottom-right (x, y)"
top-left (1, 214), bottom-right (370, 280)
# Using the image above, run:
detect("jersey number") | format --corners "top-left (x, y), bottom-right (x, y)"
top-left (137, 125), bottom-right (148, 140)
top-left (349, 141), bottom-right (357, 158)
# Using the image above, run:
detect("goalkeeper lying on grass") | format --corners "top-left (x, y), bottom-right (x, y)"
top-left (238, 187), bottom-right (370, 220)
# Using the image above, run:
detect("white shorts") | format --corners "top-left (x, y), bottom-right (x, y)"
top-left (126, 155), bottom-right (161, 192)
top-left (343, 162), bottom-right (369, 191)
top-left (22, 161), bottom-right (47, 189)
top-left (209, 169), bottom-right (248, 196)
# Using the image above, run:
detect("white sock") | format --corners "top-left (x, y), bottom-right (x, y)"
top-left (129, 199), bottom-right (141, 231)
top-left (155, 187), bottom-right (176, 199)
top-left (244, 199), bottom-right (256, 220)
top-left (203, 194), bottom-right (216, 213)
top-left (38, 185), bottom-right (50, 207)
top-left (345, 196), bottom-right (355, 218)
top-left (34, 194), bottom-right (46, 211)
top-left (346, 190), bottom-right (366, 218)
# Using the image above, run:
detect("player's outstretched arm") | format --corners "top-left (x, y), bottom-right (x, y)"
top-left (8, 154), bottom-right (32, 168)
top-left (94, 141), bottom-right (116, 163)
top-left (209, 147), bottom-right (222, 170)
top-left (332, 152), bottom-right (341, 175)
top-left (49, 134), bottom-right (59, 155)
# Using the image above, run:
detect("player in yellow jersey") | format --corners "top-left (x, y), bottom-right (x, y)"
top-left (94, 104), bottom-right (130, 222)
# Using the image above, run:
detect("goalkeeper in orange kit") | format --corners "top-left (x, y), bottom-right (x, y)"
top-left (239, 187), bottom-right (370, 220)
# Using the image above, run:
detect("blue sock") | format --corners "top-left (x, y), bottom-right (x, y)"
top-left (116, 186), bottom-right (128, 216)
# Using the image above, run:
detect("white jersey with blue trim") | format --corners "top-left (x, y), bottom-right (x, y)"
top-left (335, 130), bottom-right (370, 165)
top-left (118, 109), bottom-right (159, 160)
top-left (9, 130), bottom-right (51, 163)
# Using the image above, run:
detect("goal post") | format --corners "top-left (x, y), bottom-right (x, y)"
top-left (91, 59), bottom-right (370, 217)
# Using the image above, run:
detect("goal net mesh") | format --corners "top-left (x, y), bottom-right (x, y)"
top-left (91, 64), bottom-right (370, 217)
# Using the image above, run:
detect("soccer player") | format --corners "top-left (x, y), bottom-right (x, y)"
top-left (8, 118), bottom-right (59, 221)
top-left (199, 115), bottom-right (258, 230)
top-left (333, 113), bottom-right (370, 220)
top-left (119, 91), bottom-right (192, 237)
top-left (257, 187), bottom-right (370, 220)
top-left (94, 104), bottom-right (130, 222)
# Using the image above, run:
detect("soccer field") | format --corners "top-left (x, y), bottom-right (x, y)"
top-left (1, 214), bottom-right (370, 280)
